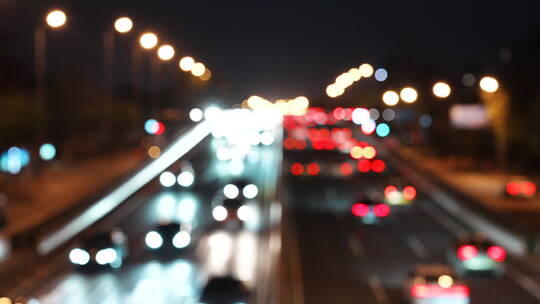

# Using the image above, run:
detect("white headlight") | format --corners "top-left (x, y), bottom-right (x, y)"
top-left (172, 231), bottom-right (191, 249)
top-left (212, 206), bottom-right (228, 221)
top-left (177, 171), bottom-right (195, 187)
top-left (242, 184), bottom-right (258, 199)
top-left (159, 171), bottom-right (176, 188)
top-left (237, 205), bottom-right (253, 222)
top-left (260, 131), bottom-right (274, 146)
top-left (69, 248), bottom-right (90, 265)
top-left (95, 248), bottom-right (117, 265)
top-left (145, 231), bottom-right (163, 249)
top-left (223, 184), bottom-right (239, 199)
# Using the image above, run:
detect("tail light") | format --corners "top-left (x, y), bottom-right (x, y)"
top-left (487, 246), bottom-right (506, 262)
top-left (340, 163), bottom-right (353, 176)
top-left (411, 284), bottom-right (469, 299)
top-left (371, 160), bottom-right (386, 173)
top-left (457, 245), bottom-right (478, 261)
top-left (522, 182), bottom-right (537, 197)
top-left (403, 186), bottom-right (417, 200)
top-left (352, 203), bottom-right (369, 217)
top-left (307, 163), bottom-right (320, 176)
top-left (373, 204), bottom-right (391, 217)
top-left (358, 160), bottom-right (371, 173)
top-left (384, 185), bottom-right (398, 197)
top-left (506, 182), bottom-right (521, 196)
top-left (291, 163), bottom-right (304, 176)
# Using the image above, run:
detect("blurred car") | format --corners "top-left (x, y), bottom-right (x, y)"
top-left (351, 199), bottom-right (391, 225)
top-left (406, 264), bottom-right (470, 304)
top-left (504, 176), bottom-right (536, 198)
top-left (449, 234), bottom-right (506, 276)
top-left (144, 222), bottom-right (191, 251)
top-left (384, 181), bottom-right (417, 206)
top-left (223, 179), bottom-right (259, 200)
top-left (212, 197), bottom-right (254, 224)
top-left (199, 276), bottom-right (250, 304)
top-left (69, 229), bottom-right (127, 269)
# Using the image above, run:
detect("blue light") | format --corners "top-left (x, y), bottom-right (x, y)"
top-left (375, 68), bottom-right (388, 82)
top-left (144, 119), bottom-right (159, 135)
top-left (419, 114), bottom-right (433, 128)
top-left (376, 123), bottom-right (391, 137)
top-left (40, 143), bottom-right (57, 161)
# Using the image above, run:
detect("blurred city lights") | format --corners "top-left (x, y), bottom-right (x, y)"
top-left (69, 248), bottom-right (90, 265)
top-left (359, 63), bottom-right (374, 77)
top-left (114, 17), bottom-right (133, 33)
top-left (243, 184), bottom-right (259, 199)
top-left (369, 108), bottom-right (380, 120)
top-left (462, 73), bottom-right (476, 87)
top-left (144, 119), bottom-right (159, 134)
top-left (46, 10), bottom-right (67, 28)
top-left (216, 147), bottom-right (231, 161)
top-left (419, 114), bottom-right (433, 128)
top-left (352, 108), bottom-right (370, 125)
top-left (382, 90), bottom-right (399, 106)
top-left (382, 109), bottom-right (396, 121)
top-left (147, 146), bottom-right (161, 158)
top-left (480, 76), bottom-right (499, 93)
top-left (191, 62), bottom-right (206, 77)
top-left (177, 171), bottom-right (195, 187)
top-left (433, 82), bottom-right (451, 98)
top-left (157, 44), bottom-right (175, 61)
top-left (189, 108), bottom-right (204, 122)
top-left (374, 68), bottom-right (388, 82)
top-left (349, 68), bottom-right (362, 81)
top-left (400, 87), bottom-right (418, 103)
top-left (336, 73), bottom-right (354, 87)
top-left (139, 32), bottom-right (158, 49)
top-left (361, 120), bottom-right (376, 135)
top-left (172, 231), bottom-right (191, 249)
top-left (159, 171), bottom-right (176, 187)
top-left (39, 143), bottom-right (57, 161)
top-left (212, 206), bottom-right (228, 221)
top-left (260, 131), bottom-right (275, 146)
top-left (326, 84), bottom-right (344, 98)
top-left (204, 106), bottom-right (221, 121)
top-left (200, 69), bottom-right (212, 81)
top-left (145, 231), bottom-right (163, 249)
top-left (224, 184), bottom-right (240, 199)
top-left (179, 56), bottom-right (195, 72)
top-left (376, 123), bottom-right (391, 137)
top-left (0, 147), bottom-right (30, 175)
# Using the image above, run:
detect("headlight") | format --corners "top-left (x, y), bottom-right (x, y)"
top-left (237, 205), bottom-right (254, 222)
top-left (95, 248), bottom-right (117, 265)
top-left (177, 171), bottom-right (195, 187)
top-left (223, 184), bottom-right (239, 199)
top-left (69, 248), bottom-right (90, 265)
top-left (212, 206), bottom-right (228, 221)
top-left (172, 231), bottom-right (191, 249)
top-left (242, 184), bottom-right (258, 199)
top-left (145, 231), bottom-right (163, 249)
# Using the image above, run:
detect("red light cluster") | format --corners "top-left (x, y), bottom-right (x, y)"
top-left (357, 159), bottom-right (386, 173)
top-left (290, 162), bottom-right (320, 176)
top-left (284, 138), bottom-right (307, 150)
top-left (457, 245), bottom-right (506, 262)
top-left (411, 284), bottom-right (469, 299)
top-left (506, 181), bottom-right (536, 197)
top-left (351, 203), bottom-right (390, 217)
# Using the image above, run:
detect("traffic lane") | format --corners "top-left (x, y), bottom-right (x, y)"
top-left (29, 142), bottom-right (275, 303)
top-left (288, 176), bottom-right (379, 304)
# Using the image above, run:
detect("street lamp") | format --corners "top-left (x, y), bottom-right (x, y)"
top-left (433, 82), bottom-right (451, 98)
top-left (400, 87), bottom-right (418, 103)
top-left (179, 56), bottom-right (195, 72)
top-left (157, 44), bottom-right (175, 61)
top-left (382, 90), bottom-right (399, 106)
top-left (114, 17), bottom-right (133, 34)
top-left (140, 32), bottom-right (158, 49)
top-left (359, 63), bottom-right (374, 78)
top-left (35, 9), bottom-right (68, 141)
top-left (479, 76), bottom-right (499, 93)
top-left (191, 62), bottom-right (206, 77)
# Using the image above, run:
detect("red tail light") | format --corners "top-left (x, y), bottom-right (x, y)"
top-left (291, 163), bottom-right (304, 176)
top-left (522, 182), bottom-right (537, 197)
top-left (358, 160), bottom-right (371, 173)
top-left (340, 163), bottom-right (353, 176)
top-left (384, 185), bottom-right (398, 197)
top-left (352, 203), bottom-right (369, 217)
top-left (284, 138), bottom-right (295, 150)
top-left (411, 284), bottom-right (469, 299)
top-left (307, 163), bottom-right (320, 176)
top-left (403, 186), bottom-right (417, 200)
top-left (371, 160), bottom-right (386, 173)
top-left (457, 245), bottom-right (478, 261)
top-left (487, 246), bottom-right (506, 262)
top-left (506, 182), bottom-right (520, 196)
top-left (373, 204), bottom-right (391, 217)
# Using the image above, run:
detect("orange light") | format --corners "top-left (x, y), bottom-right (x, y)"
top-left (350, 146), bottom-right (363, 159)
top-left (362, 146), bottom-right (376, 159)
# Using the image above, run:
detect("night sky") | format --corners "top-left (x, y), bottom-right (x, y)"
top-left (2, 0), bottom-right (540, 102)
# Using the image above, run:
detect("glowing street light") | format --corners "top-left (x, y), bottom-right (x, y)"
top-left (479, 76), bottom-right (499, 93)
top-left (199, 69), bottom-right (212, 81)
top-left (359, 63), bottom-right (374, 78)
top-left (179, 56), bottom-right (195, 72)
top-left (140, 32), bottom-right (158, 49)
top-left (382, 90), bottom-right (399, 106)
top-left (326, 84), bottom-right (344, 98)
top-left (191, 62), bottom-right (206, 77)
top-left (157, 44), bottom-right (175, 61)
top-left (114, 17), bottom-right (133, 34)
top-left (46, 10), bottom-right (67, 28)
top-left (433, 82), bottom-right (451, 98)
top-left (400, 87), bottom-right (418, 103)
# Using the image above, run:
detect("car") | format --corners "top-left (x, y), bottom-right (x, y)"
top-left (69, 229), bottom-right (127, 269)
top-left (199, 276), bottom-right (250, 304)
top-left (384, 180), bottom-right (417, 206)
top-left (406, 264), bottom-right (470, 304)
top-left (144, 222), bottom-right (191, 251)
top-left (212, 198), bottom-right (254, 224)
top-left (222, 179), bottom-right (259, 200)
top-left (351, 198), bottom-right (391, 225)
top-left (449, 234), bottom-right (506, 276)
